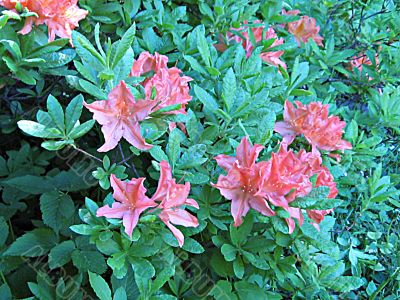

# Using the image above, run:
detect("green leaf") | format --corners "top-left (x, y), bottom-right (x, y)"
top-left (72, 31), bottom-right (106, 66)
top-left (17, 121), bottom-right (61, 138)
top-left (79, 79), bottom-right (108, 99)
top-left (194, 85), bottom-right (219, 111)
top-left (70, 224), bottom-right (98, 235)
top-left (222, 68), bottom-right (236, 112)
top-left (196, 26), bottom-right (211, 67)
top-left (47, 95), bottom-right (65, 132)
top-left (48, 240), bottom-right (76, 269)
top-left (68, 120), bottom-right (95, 139)
top-left (65, 94), bottom-right (84, 134)
top-left (167, 129), bottom-right (182, 168)
top-left (230, 215), bottom-right (253, 246)
top-left (72, 249), bottom-right (107, 274)
top-left (233, 256), bottom-right (244, 279)
top-left (149, 145), bottom-right (169, 162)
top-left (0, 217), bottom-right (9, 246)
top-left (112, 23), bottom-right (136, 68)
top-left (113, 287), bottom-right (127, 300)
top-left (182, 237), bottom-right (205, 254)
top-left (41, 140), bottom-right (74, 151)
top-left (323, 276), bottom-right (364, 292)
top-left (89, 271), bottom-right (112, 300)
top-left (221, 244), bottom-right (237, 262)
top-left (130, 257), bottom-right (155, 279)
top-left (177, 144), bottom-right (207, 169)
top-left (0, 39), bottom-right (21, 60)
top-left (40, 191), bottom-right (75, 233)
top-left (289, 186), bottom-right (342, 210)
top-left (4, 228), bottom-right (57, 257)
top-left (234, 281), bottom-right (277, 299)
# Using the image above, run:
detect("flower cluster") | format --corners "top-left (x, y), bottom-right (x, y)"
top-left (84, 52), bottom-right (192, 152)
top-left (0, 0), bottom-right (88, 41)
top-left (274, 100), bottom-right (352, 157)
top-left (97, 161), bottom-right (199, 247)
top-left (216, 20), bottom-right (287, 69)
top-left (282, 9), bottom-right (324, 46)
top-left (213, 137), bottom-right (339, 233)
top-left (130, 51), bottom-right (192, 115)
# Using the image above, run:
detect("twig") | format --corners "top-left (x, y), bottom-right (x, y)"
top-left (73, 146), bottom-right (103, 163)
top-left (118, 144), bottom-right (139, 178)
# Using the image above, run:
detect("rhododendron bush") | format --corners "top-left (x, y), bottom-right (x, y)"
top-left (1, 0), bottom-right (400, 299)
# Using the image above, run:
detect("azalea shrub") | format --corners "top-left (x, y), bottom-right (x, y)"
top-left (0, 0), bottom-right (400, 299)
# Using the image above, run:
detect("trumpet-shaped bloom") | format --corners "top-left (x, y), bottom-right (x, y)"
top-left (152, 161), bottom-right (199, 247)
top-left (217, 20), bottom-right (286, 69)
top-left (130, 52), bottom-right (193, 115)
top-left (84, 80), bottom-right (155, 152)
top-left (96, 175), bottom-right (157, 237)
top-left (213, 137), bottom-right (275, 226)
top-left (130, 51), bottom-right (168, 77)
top-left (274, 100), bottom-right (352, 153)
top-left (144, 67), bottom-right (192, 115)
top-left (0, 0), bottom-right (88, 41)
top-left (284, 10), bottom-right (324, 46)
top-left (260, 147), bottom-right (337, 233)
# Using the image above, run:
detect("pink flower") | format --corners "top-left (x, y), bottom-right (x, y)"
top-left (217, 20), bottom-right (286, 69)
top-left (260, 147), bottom-right (337, 233)
top-left (84, 80), bottom-right (155, 152)
top-left (130, 52), bottom-right (193, 115)
top-left (284, 10), bottom-right (324, 46)
top-left (152, 161), bottom-right (199, 247)
top-left (144, 67), bottom-right (192, 115)
top-left (274, 100), bottom-right (352, 154)
top-left (130, 51), bottom-right (168, 77)
top-left (212, 137), bottom-right (275, 226)
top-left (0, 0), bottom-right (88, 41)
top-left (96, 174), bottom-right (157, 237)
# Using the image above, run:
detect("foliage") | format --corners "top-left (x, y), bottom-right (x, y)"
top-left (0, 0), bottom-right (399, 299)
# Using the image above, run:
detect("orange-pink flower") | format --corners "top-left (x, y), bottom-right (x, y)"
top-left (212, 137), bottom-right (275, 226)
top-left (144, 67), bottom-right (192, 115)
top-left (84, 80), bottom-right (155, 152)
top-left (261, 147), bottom-right (337, 233)
top-left (283, 10), bottom-right (323, 46)
top-left (212, 137), bottom-right (338, 233)
top-left (152, 161), bottom-right (199, 247)
top-left (217, 20), bottom-right (286, 69)
top-left (350, 53), bottom-right (379, 80)
top-left (130, 51), bottom-right (168, 77)
top-left (274, 101), bottom-right (352, 154)
top-left (0, 0), bottom-right (88, 41)
top-left (96, 174), bottom-right (157, 237)
top-left (130, 51), bottom-right (192, 115)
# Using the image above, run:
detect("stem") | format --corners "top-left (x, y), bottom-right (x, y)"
top-left (118, 144), bottom-right (139, 178)
top-left (72, 146), bottom-right (102, 163)
top-left (369, 267), bottom-right (400, 300)
top-left (7, 219), bottom-right (14, 241)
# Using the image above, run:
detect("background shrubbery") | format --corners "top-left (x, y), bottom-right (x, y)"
top-left (0, 0), bottom-right (400, 299)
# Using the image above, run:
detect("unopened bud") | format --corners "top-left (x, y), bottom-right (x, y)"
top-left (15, 2), bottom-right (23, 13)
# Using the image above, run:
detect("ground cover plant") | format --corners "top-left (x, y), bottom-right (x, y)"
top-left (0, 0), bottom-right (399, 299)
